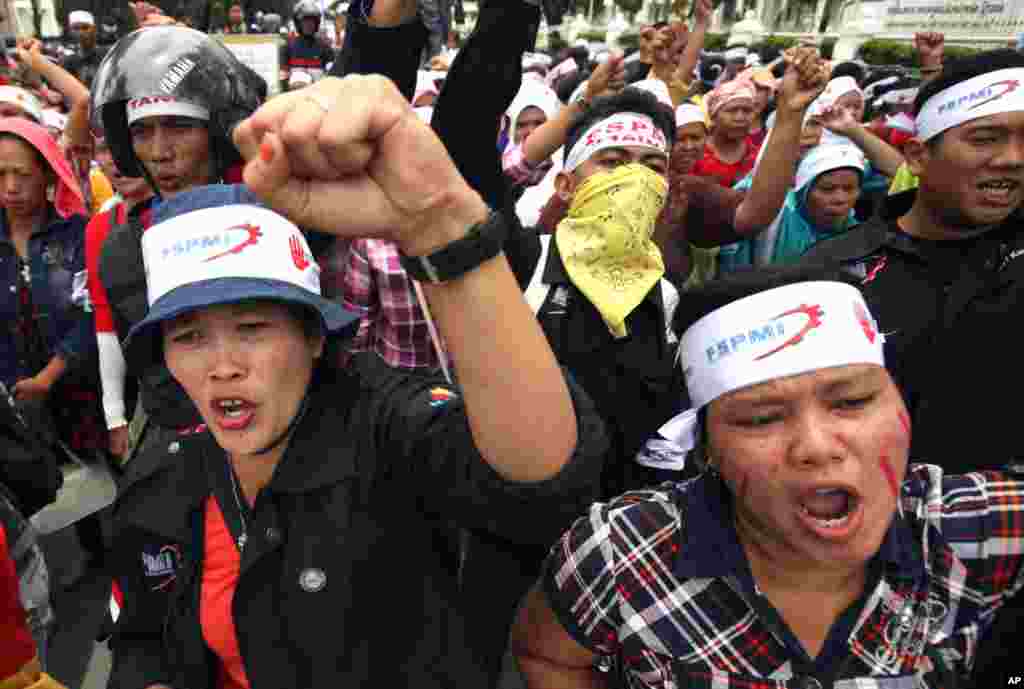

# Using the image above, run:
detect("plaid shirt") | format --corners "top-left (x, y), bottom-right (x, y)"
top-left (503, 142), bottom-right (554, 190)
top-left (340, 239), bottom-right (443, 371)
top-left (544, 464), bottom-right (1024, 687)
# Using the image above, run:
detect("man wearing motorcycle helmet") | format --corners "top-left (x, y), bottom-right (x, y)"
top-left (280, 0), bottom-right (334, 89)
top-left (86, 25), bottom-right (266, 460)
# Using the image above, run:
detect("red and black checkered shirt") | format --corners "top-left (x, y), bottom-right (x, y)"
top-left (339, 239), bottom-right (444, 371)
top-left (544, 464), bottom-right (1024, 686)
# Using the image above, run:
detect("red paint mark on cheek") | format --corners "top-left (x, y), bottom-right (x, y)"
top-left (898, 411), bottom-right (911, 437)
top-left (879, 453), bottom-right (899, 498)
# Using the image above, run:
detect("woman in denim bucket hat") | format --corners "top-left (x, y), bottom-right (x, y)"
top-left (103, 74), bottom-right (606, 688)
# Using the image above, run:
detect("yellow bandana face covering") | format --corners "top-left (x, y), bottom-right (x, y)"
top-left (555, 163), bottom-right (668, 338)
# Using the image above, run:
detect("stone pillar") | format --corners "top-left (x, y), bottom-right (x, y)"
top-left (728, 9), bottom-right (765, 47)
top-left (607, 12), bottom-right (629, 48)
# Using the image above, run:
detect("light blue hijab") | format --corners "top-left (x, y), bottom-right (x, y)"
top-left (719, 143), bottom-right (867, 270)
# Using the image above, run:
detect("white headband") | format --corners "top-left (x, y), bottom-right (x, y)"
top-left (289, 71), bottom-right (314, 87)
top-left (675, 103), bottom-right (706, 128)
top-left (126, 96), bottom-right (210, 124)
top-left (564, 112), bottom-right (668, 172)
top-left (655, 281), bottom-right (885, 455)
top-left (794, 144), bottom-right (866, 192)
top-left (42, 109), bottom-right (67, 131)
top-left (820, 76), bottom-right (863, 109)
top-left (69, 10), bottom-right (95, 26)
top-left (0, 86), bottom-right (42, 123)
top-left (916, 68), bottom-right (1024, 142)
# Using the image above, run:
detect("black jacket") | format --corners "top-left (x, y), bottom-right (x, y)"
top-left (516, 233), bottom-right (682, 498)
top-left (802, 189), bottom-right (1024, 473)
top-left (107, 354), bottom-right (606, 689)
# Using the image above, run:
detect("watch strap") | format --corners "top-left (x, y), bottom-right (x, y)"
top-left (399, 209), bottom-right (506, 284)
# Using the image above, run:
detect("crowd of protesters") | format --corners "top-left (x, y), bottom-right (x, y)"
top-left (0, 0), bottom-right (1022, 687)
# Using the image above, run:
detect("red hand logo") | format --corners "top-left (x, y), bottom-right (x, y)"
top-left (290, 235), bottom-right (310, 270)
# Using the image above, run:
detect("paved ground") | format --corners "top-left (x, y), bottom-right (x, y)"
top-left (79, 643), bottom-right (527, 689)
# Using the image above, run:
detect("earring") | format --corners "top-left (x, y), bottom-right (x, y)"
top-left (46, 184), bottom-right (55, 203)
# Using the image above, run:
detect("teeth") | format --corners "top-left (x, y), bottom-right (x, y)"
top-left (800, 505), bottom-right (852, 529)
top-left (218, 400), bottom-right (246, 418)
top-left (981, 181), bottom-right (1017, 190)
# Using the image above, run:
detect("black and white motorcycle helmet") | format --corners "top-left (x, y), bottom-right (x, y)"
top-left (90, 26), bottom-right (265, 183)
top-left (293, 0), bottom-right (322, 36)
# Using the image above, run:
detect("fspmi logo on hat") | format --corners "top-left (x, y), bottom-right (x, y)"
top-left (142, 205), bottom-right (322, 306)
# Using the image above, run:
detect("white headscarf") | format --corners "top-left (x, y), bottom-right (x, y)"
top-left (0, 86), bottom-right (43, 123)
top-left (631, 79), bottom-right (674, 110)
top-left (505, 80), bottom-right (560, 148)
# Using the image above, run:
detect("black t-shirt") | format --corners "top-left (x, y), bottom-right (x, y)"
top-left (804, 197), bottom-right (1024, 472)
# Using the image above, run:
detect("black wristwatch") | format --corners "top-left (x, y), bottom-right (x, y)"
top-left (399, 209), bottom-right (507, 284)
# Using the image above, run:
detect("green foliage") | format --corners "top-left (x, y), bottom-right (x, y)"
top-left (857, 38), bottom-right (982, 66)
top-left (819, 37), bottom-right (836, 59)
top-left (613, 0), bottom-right (644, 18)
top-left (617, 31), bottom-right (640, 52)
top-left (857, 39), bottom-right (915, 65)
top-left (548, 31), bottom-right (569, 54)
top-left (704, 32), bottom-right (728, 51)
top-left (944, 44), bottom-right (984, 62)
top-left (760, 35), bottom-right (799, 51)
top-left (579, 28), bottom-right (609, 42)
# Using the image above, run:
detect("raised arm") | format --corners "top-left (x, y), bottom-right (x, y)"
top-left (522, 55), bottom-right (625, 167)
top-left (331, 0), bottom-right (425, 102)
top-left (733, 50), bottom-right (830, 235)
top-left (431, 0), bottom-right (540, 210)
top-left (235, 75), bottom-right (577, 482)
top-left (818, 104), bottom-right (906, 177)
top-left (671, 0), bottom-right (713, 105)
top-left (914, 32), bottom-right (944, 84)
top-left (15, 39), bottom-right (89, 109)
